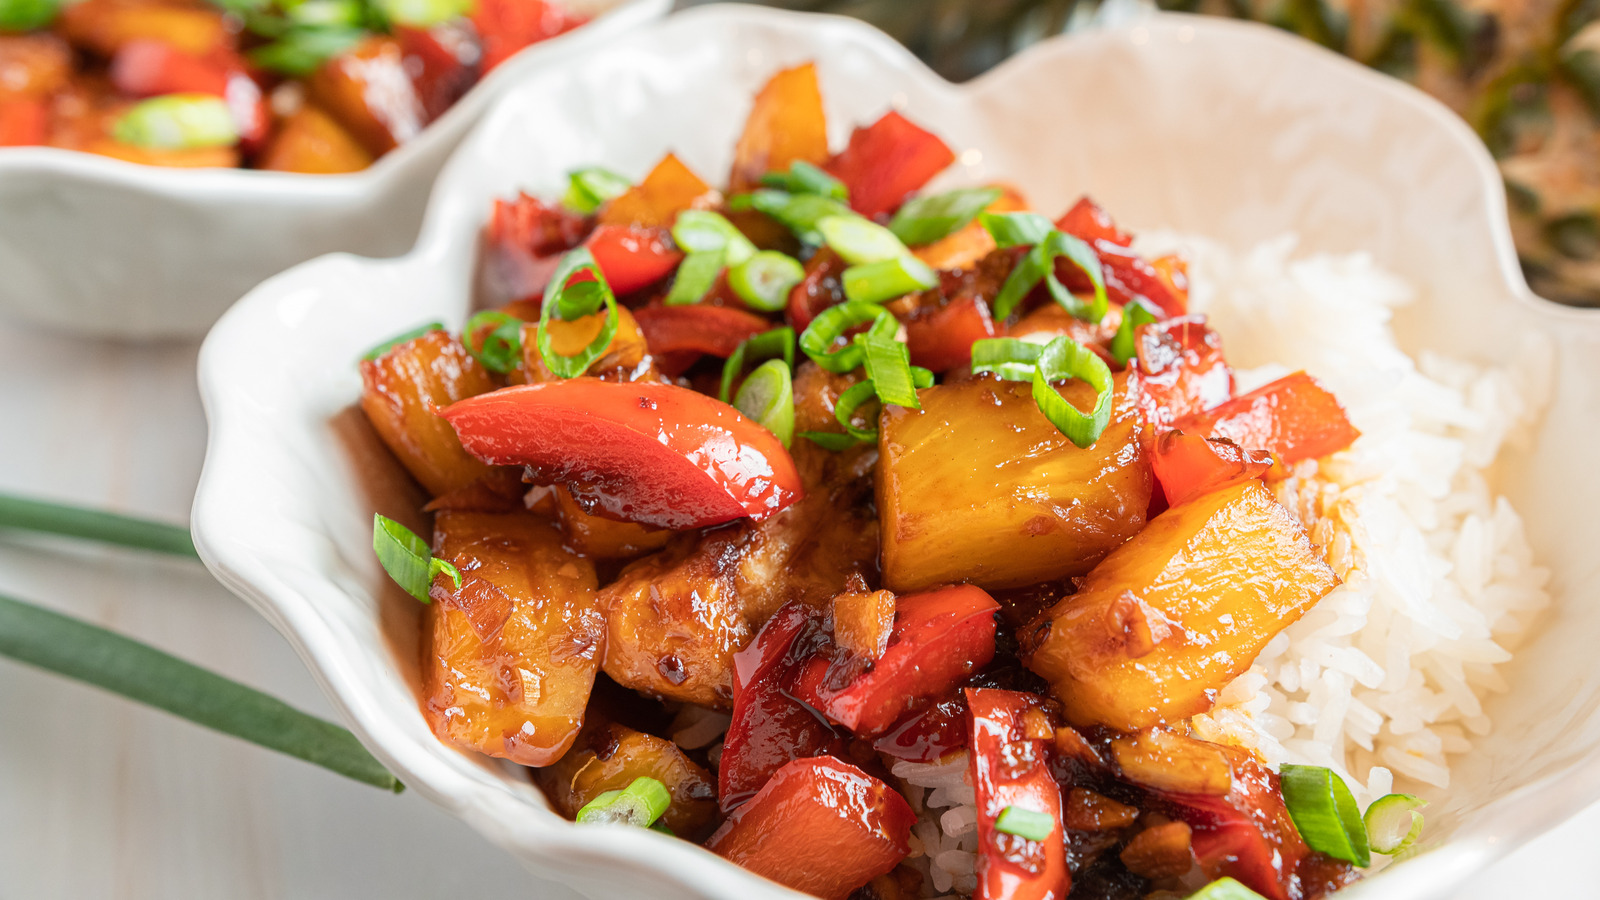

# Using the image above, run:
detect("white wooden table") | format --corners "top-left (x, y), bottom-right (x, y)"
top-left (0, 317), bottom-right (1584, 898)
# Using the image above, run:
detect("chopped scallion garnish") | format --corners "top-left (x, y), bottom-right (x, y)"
top-left (831, 379), bottom-right (884, 443)
top-left (286, 0), bottom-right (366, 29)
top-left (1189, 878), bottom-right (1268, 900)
top-left (841, 255), bottom-right (939, 304)
top-left (562, 167), bottom-right (632, 215)
top-left (664, 248), bottom-right (725, 307)
top-left (970, 336), bottom-right (1045, 382)
top-left (0, 0), bottom-right (60, 30)
top-left (372, 514), bottom-right (460, 604)
top-left (980, 212), bottom-right (1108, 323)
top-left (671, 210), bottom-right (757, 264)
top-left (859, 331), bottom-right (921, 409)
top-left (113, 94), bottom-right (239, 150)
top-left (799, 431), bottom-right (863, 451)
top-left (732, 359), bottom-right (795, 447)
top-left (970, 336), bottom-right (1113, 449)
top-left (993, 805), bottom-right (1054, 842)
top-left (798, 301), bottom-right (886, 373)
top-left (1363, 793), bottom-right (1426, 855)
top-left (463, 310), bottom-right (523, 374)
top-left (371, 0), bottom-right (472, 27)
top-left (1109, 299), bottom-right (1160, 366)
top-left (537, 247), bottom-right (621, 378)
top-left (1279, 764), bottom-right (1371, 867)
top-left (247, 26), bottom-right (366, 77)
top-left (759, 160), bottom-right (847, 201)
top-left (980, 210), bottom-right (1055, 248)
top-left (729, 190), bottom-right (853, 246)
top-left (889, 186), bottom-right (1003, 246)
top-left (576, 777), bottom-right (673, 828)
top-left (720, 326), bottom-right (795, 403)
top-left (728, 251), bottom-right (804, 313)
top-left (817, 215), bottom-right (912, 265)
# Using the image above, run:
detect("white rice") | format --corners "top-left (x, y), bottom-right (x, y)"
top-left (892, 234), bottom-right (1552, 892)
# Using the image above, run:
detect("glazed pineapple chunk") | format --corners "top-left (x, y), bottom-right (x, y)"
top-left (424, 511), bottom-right (602, 767)
top-left (877, 374), bottom-right (1152, 593)
top-left (537, 721), bottom-right (717, 837)
top-left (1022, 481), bottom-right (1337, 731)
top-left (359, 329), bottom-right (497, 498)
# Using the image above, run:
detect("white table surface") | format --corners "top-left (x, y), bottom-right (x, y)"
top-left (0, 318), bottom-right (1586, 899)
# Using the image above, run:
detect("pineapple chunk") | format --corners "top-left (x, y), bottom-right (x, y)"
top-left (537, 721), bottom-right (717, 837)
top-left (424, 511), bottom-right (602, 767)
top-left (359, 329), bottom-right (497, 498)
top-left (877, 373), bottom-right (1152, 593)
top-left (1022, 481), bottom-right (1337, 731)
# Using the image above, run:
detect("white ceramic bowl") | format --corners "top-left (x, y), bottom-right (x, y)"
top-left (192, 7), bottom-right (1600, 899)
top-left (0, 0), bottom-right (665, 340)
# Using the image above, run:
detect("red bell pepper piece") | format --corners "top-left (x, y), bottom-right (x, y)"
top-left (1149, 429), bottom-right (1274, 507)
top-left (0, 98), bottom-right (47, 146)
top-left (583, 224), bottom-right (683, 296)
top-left (1055, 197), bottom-right (1186, 318)
top-left (805, 585), bottom-right (999, 736)
top-left (1174, 371), bottom-right (1359, 465)
top-left (719, 603), bottom-right (845, 812)
top-left (632, 304), bottom-right (771, 370)
top-left (396, 24), bottom-right (480, 121)
top-left (788, 246), bottom-right (847, 331)
top-left (873, 693), bottom-right (968, 763)
top-left (824, 110), bottom-right (954, 219)
top-left (442, 379), bottom-right (803, 529)
top-left (111, 39), bottom-right (229, 95)
top-left (470, 0), bottom-right (588, 73)
top-left (479, 192), bottom-right (589, 304)
top-left (967, 689), bottom-right (1069, 900)
top-left (1130, 317), bottom-right (1233, 430)
top-left (902, 294), bottom-right (1000, 373)
top-left (1055, 196), bottom-right (1132, 248)
top-left (1157, 749), bottom-right (1311, 900)
top-left (707, 756), bottom-right (915, 900)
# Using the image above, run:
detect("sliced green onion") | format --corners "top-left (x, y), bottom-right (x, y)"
top-left (664, 249), bottom-right (724, 307)
top-left (248, 27), bottom-right (366, 77)
top-left (463, 310), bottom-right (523, 374)
top-left (720, 326), bottom-right (795, 403)
top-left (0, 0), bottom-right (60, 30)
top-left (1190, 878), bottom-right (1268, 900)
top-left (361, 322), bottom-right (443, 362)
top-left (799, 431), bottom-right (862, 451)
top-left (563, 167), bottom-right (632, 215)
top-left (798, 302), bottom-right (887, 373)
top-left (730, 190), bottom-right (853, 245)
top-left (538, 247), bottom-right (620, 379)
top-left (113, 94), bottom-right (238, 150)
top-left (1109, 299), bottom-right (1160, 366)
top-left (970, 336), bottom-right (1045, 382)
top-left (1364, 793), bottom-right (1426, 855)
top-left (1280, 764), bottom-right (1371, 867)
top-left (286, 0), bottom-right (366, 29)
top-left (670, 210), bottom-right (757, 266)
top-left (732, 359), bottom-right (795, 446)
top-left (989, 228), bottom-right (1107, 324)
top-left (890, 187), bottom-right (1003, 246)
top-left (831, 379), bottom-right (883, 442)
top-left (859, 333), bottom-right (920, 409)
top-left (0, 592), bottom-right (401, 791)
top-left (994, 805), bottom-right (1054, 842)
top-left (759, 160), bottom-right (847, 201)
top-left (373, 514), bottom-right (460, 604)
top-left (817, 215), bottom-right (911, 265)
top-left (979, 211), bottom-right (1056, 248)
top-left (1031, 338), bottom-right (1114, 450)
top-left (841, 256), bottom-right (938, 304)
top-left (728, 251), bottom-right (804, 313)
top-left (0, 493), bottom-right (197, 558)
top-left (371, 0), bottom-right (471, 27)
top-left (576, 777), bottom-right (672, 828)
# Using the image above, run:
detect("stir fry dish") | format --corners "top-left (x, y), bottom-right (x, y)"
top-left (358, 64), bottom-right (1437, 900)
top-left (0, 0), bottom-right (585, 171)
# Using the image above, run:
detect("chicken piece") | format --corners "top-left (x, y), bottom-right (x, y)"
top-left (424, 511), bottom-right (601, 767)
top-left (536, 721), bottom-right (717, 837)
top-left (878, 373), bottom-right (1152, 593)
top-left (360, 329), bottom-right (499, 498)
top-left (1022, 480), bottom-right (1338, 731)
top-left (306, 36), bottom-right (424, 158)
top-left (552, 485), bottom-right (672, 560)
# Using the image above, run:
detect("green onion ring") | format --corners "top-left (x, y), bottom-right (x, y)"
top-left (538, 247), bottom-right (621, 379)
top-left (1109, 299), bottom-right (1160, 366)
top-left (728, 251), bottom-right (804, 313)
top-left (463, 310), bottom-right (524, 374)
top-left (576, 777), bottom-right (673, 828)
top-left (1279, 764), bottom-right (1371, 867)
top-left (720, 326), bottom-right (796, 403)
top-left (798, 301), bottom-right (888, 373)
top-left (732, 359), bottom-right (795, 446)
top-left (1363, 793), bottom-right (1426, 856)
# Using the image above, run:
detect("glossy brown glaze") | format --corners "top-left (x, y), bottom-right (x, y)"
top-left (306, 36), bottom-right (424, 157)
top-left (535, 721), bottom-right (717, 838)
top-left (359, 329), bottom-right (498, 498)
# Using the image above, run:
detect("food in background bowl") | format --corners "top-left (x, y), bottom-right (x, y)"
top-left (0, 0), bottom-right (585, 171)
top-left (351, 63), bottom-right (1549, 899)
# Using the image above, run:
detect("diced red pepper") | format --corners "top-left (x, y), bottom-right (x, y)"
top-left (1174, 371), bottom-right (1359, 464)
top-left (788, 246), bottom-right (847, 331)
top-left (873, 694), bottom-right (968, 763)
top-left (478, 193), bottom-right (590, 305)
top-left (396, 23), bottom-right (481, 121)
top-left (1130, 317), bottom-right (1233, 430)
top-left (0, 98), bottom-right (47, 146)
top-left (1055, 197), bottom-right (1186, 318)
top-left (583, 224), bottom-right (683, 296)
top-left (632, 304), bottom-right (771, 371)
top-left (442, 379), bottom-right (802, 529)
top-left (110, 39), bottom-right (229, 95)
top-left (806, 585), bottom-right (999, 736)
top-left (470, 0), bottom-right (588, 73)
top-left (902, 294), bottom-right (1001, 373)
top-left (1149, 430), bottom-right (1274, 507)
top-left (719, 603), bottom-right (845, 812)
top-left (707, 756), bottom-right (915, 900)
top-left (824, 110), bottom-right (954, 219)
top-left (1055, 196), bottom-right (1132, 248)
top-left (967, 689), bottom-right (1070, 900)
top-left (1157, 749), bottom-right (1311, 900)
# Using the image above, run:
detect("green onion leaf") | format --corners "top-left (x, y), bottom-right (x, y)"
top-left (817, 215), bottom-right (912, 265)
top-left (371, 0), bottom-right (471, 27)
top-left (729, 190), bottom-right (853, 245)
top-left (732, 359), bottom-right (795, 446)
top-left (1030, 337), bottom-right (1114, 450)
top-left (728, 251), bottom-right (804, 313)
top-left (1280, 764), bottom-right (1371, 867)
top-left (988, 227), bottom-right (1107, 324)
top-left (969, 336), bottom-right (1046, 382)
top-left (0, 0), bottom-right (60, 30)
top-left (463, 310), bottom-right (523, 374)
top-left (1044, 230), bottom-right (1109, 323)
top-left (798, 301), bottom-right (888, 373)
top-left (1189, 878), bottom-right (1268, 900)
top-left (113, 94), bottom-right (238, 150)
top-left (799, 431), bottom-right (862, 451)
top-left (832, 379), bottom-right (883, 442)
top-left (248, 27), bottom-right (366, 77)
top-left (1363, 793), bottom-right (1426, 855)
top-left (841, 255), bottom-right (939, 304)
top-left (538, 247), bottom-right (620, 378)
top-left (720, 326), bottom-right (795, 403)
top-left (361, 322), bottom-right (443, 362)
top-left (0, 591), bottom-right (401, 791)
top-left (890, 187), bottom-right (1003, 246)
top-left (286, 0), bottom-right (367, 29)
top-left (1109, 299), bottom-right (1160, 366)
top-left (979, 211), bottom-right (1056, 248)
top-left (562, 167), bottom-right (631, 215)
top-left (759, 160), bottom-right (847, 201)
top-left (663, 249), bottom-right (724, 307)
top-left (0, 492), bottom-right (197, 558)
top-left (994, 805), bottom-right (1054, 842)
top-left (671, 209), bottom-right (757, 265)
top-left (858, 332), bottom-right (920, 409)
top-left (372, 514), bottom-right (460, 604)
top-left (576, 777), bottom-right (672, 828)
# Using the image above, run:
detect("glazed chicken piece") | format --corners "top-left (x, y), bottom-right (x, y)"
top-left (536, 720), bottom-right (718, 837)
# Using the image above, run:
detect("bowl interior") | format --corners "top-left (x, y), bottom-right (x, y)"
top-left (195, 8), bottom-right (1600, 899)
